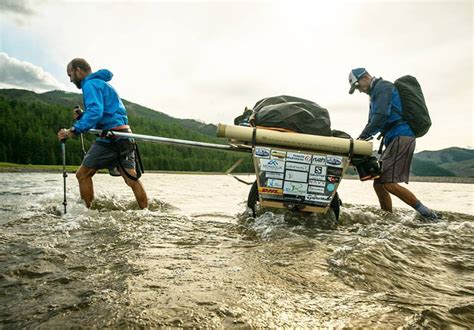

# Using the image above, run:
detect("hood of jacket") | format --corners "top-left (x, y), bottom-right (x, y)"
top-left (81, 69), bottom-right (113, 88)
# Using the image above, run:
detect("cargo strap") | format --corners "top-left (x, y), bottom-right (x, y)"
top-left (251, 127), bottom-right (257, 148)
top-left (348, 138), bottom-right (354, 161)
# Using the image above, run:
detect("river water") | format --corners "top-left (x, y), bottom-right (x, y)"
top-left (0, 172), bottom-right (473, 328)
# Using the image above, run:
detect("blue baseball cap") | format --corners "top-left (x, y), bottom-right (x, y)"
top-left (348, 68), bottom-right (368, 94)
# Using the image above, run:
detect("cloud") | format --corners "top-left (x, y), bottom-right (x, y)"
top-left (0, 0), bottom-right (35, 16)
top-left (0, 52), bottom-right (65, 92)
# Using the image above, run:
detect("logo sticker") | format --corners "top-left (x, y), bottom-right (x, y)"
top-left (305, 194), bottom-right (330, 205)
top-left (271, 150), bottom-right (286, 159)
top-left (310, 165), bottom-right (327, 176)
top-left (327, 175), bottom-right (341, 183)
top-left (285, 170), bottom-right (308, 183)
top-left (258, 187), bottom-right (283, 195)
top-left (286, 152), bottom-right (312, 164)
top-left (309, 179), bottom-right (326, 187)
top-left (266, 172), bottom-right (284, 179)
top-left (326, 155), bottom-right (343, 167)
top-left (260, 159), bottom-right (285, 173)
top-left (308, 186), bottom-right (325, 194)
top-left (312, 155), bottom-right (326, 165)
top-left (255, 147), bottom-right (271, 158)
top-left (327, 166), bottom-right (343, 176)
top-left (283, 181), bottom-right (308, 195)
top-left (326, 183), bottom-right (336, 192)
top-left (286, 162), bottom-right (310, 172)
top-left (266, 178), bottom-right (283, 188)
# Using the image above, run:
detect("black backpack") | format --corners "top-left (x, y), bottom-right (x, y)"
top-left (394, 75), bottom-right (432, 137)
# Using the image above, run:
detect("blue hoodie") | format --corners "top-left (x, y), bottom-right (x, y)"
top-left (358, 78), bottom-right (414, 146)
top-left (73, 69), bottom-right (128, 139)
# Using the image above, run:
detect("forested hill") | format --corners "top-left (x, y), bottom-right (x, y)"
top-left (0, 88), bottom-right (472, 176)
top-left (0, 88), bottom-right (251, 172)
top-left (412, 147), bottom-right (474, 177)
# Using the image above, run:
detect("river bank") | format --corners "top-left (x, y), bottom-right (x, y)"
top-left (1, 162), bottom-right (473, 184)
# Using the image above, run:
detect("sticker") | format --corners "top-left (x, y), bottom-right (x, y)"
top-left (266, 178), bottom-right (283, 188)
top-left (271, 150), bottom-right (286, 159)
top-left (286, 162), bottom-right (310, 172)
top-left (264, 194), bottom-right (285, 201)
top-left (285, 170), bottom-right (308, 182)
top-left (260, 159), bottom-right (285, 173)
top-left (312, 195), bottom-right (332, 204)
top-left (327, 175), bottom-right (341, 183)
top-left (314, 194), bottom-right (331, 201)
top-left (326, 183), bottom-right (336, 192)
top-left (283, 181), bottom-right (308, 195)
top-left (286, 152), bottom-right (312, 164)
top-left (266, 172), bottom-right (284, 179)
top-left (305, 194), bottom-right (330, 205)
top-left (326, 155), bottom-right (343, 168)
top-left (327, 166), bottom-right (343, 176)
top-left (309, 179), bottom-right (326, 187)
top-left (309, 174), bottom-right (326, 181)
top-left (283, 195), bottom-right (306, 203)
top-left (255, 147), bottom-right (271, 158)
top-left (310, 165), bottom-right (327, 176)
top-left (312, 155), bottom-right (326, 165)
top-left (258, 187), bottom-right (283, 195)
top-left (308, 186), bottom-right (325, 194)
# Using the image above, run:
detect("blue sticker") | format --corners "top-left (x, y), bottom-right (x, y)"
top-left (326, 183), bottom-right (335, 192)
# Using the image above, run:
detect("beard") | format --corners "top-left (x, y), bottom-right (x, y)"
top-left (73, 80), bottom-right (82, 89)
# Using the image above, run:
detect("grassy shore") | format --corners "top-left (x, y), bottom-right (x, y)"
top-left (1, 162), bottom-right (473, 183)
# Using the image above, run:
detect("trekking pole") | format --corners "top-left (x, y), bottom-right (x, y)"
top-left (61, 140), bottom-right (67, 214)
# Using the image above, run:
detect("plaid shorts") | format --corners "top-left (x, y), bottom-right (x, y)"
top-left (377, 136), bottom-right (416, 184)
top-left (82, 139), bottom-right (135, 170)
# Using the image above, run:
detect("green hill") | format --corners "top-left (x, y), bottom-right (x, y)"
top-left (413, 147), bottom-right (474, 177)
top-left (0, 88), bottom-right (252, 172)
top-left (1, 88), bottom-right (472, 177)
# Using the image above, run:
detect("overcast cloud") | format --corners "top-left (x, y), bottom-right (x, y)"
top-left (0, 52), bottom-right (65, 91)
top-left (0, 0), bottom-right (472, 151)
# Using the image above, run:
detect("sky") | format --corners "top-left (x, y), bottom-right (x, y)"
top-left (0, 0), bottom-right (472, 152)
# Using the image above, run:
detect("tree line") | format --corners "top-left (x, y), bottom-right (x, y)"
top-left (0, 96), bottom-right (254, 172)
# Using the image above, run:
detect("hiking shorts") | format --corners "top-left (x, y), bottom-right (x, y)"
top-left (376, 136), bottom-right (416, 184)
top-left (82, 139), bottom-right (135, 171)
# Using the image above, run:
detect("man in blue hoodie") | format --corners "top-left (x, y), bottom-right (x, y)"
top-left (348, 68), bottom-right (437, 220)
top-left (57, 58), bottom-right (148, 209)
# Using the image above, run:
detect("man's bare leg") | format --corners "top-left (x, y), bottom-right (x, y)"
top-left (75, 165), bottom-right (98, 208)
top-left (120, 168), bottom-right (148, 209)
top-left (373, 181), bottom-right (392, 211)
top-left (382, 182), bottom-right (418, 207)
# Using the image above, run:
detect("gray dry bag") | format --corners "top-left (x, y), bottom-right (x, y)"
top-left (394, 75), bottom-right (431, 137)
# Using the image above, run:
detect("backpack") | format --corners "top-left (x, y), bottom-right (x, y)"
top-left (394, 75), bottom-right (432, 137)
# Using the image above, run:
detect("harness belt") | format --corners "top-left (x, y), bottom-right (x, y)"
top-left (97, 125), bottom-right (144, 181)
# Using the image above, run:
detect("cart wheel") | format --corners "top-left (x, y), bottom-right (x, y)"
top-left (247, 180), bottom-right (259, 217)
top-left (330, 192), bottom-right (341, 221)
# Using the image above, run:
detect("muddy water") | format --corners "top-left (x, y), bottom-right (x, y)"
top-left (0, 173), bottom-right (473, 327)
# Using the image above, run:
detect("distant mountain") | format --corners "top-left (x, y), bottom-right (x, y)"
top-left (413, 148), bottom-right (474, 177)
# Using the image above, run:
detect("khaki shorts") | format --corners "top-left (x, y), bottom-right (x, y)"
top-left (377, 136), bottom-right (416, 184)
